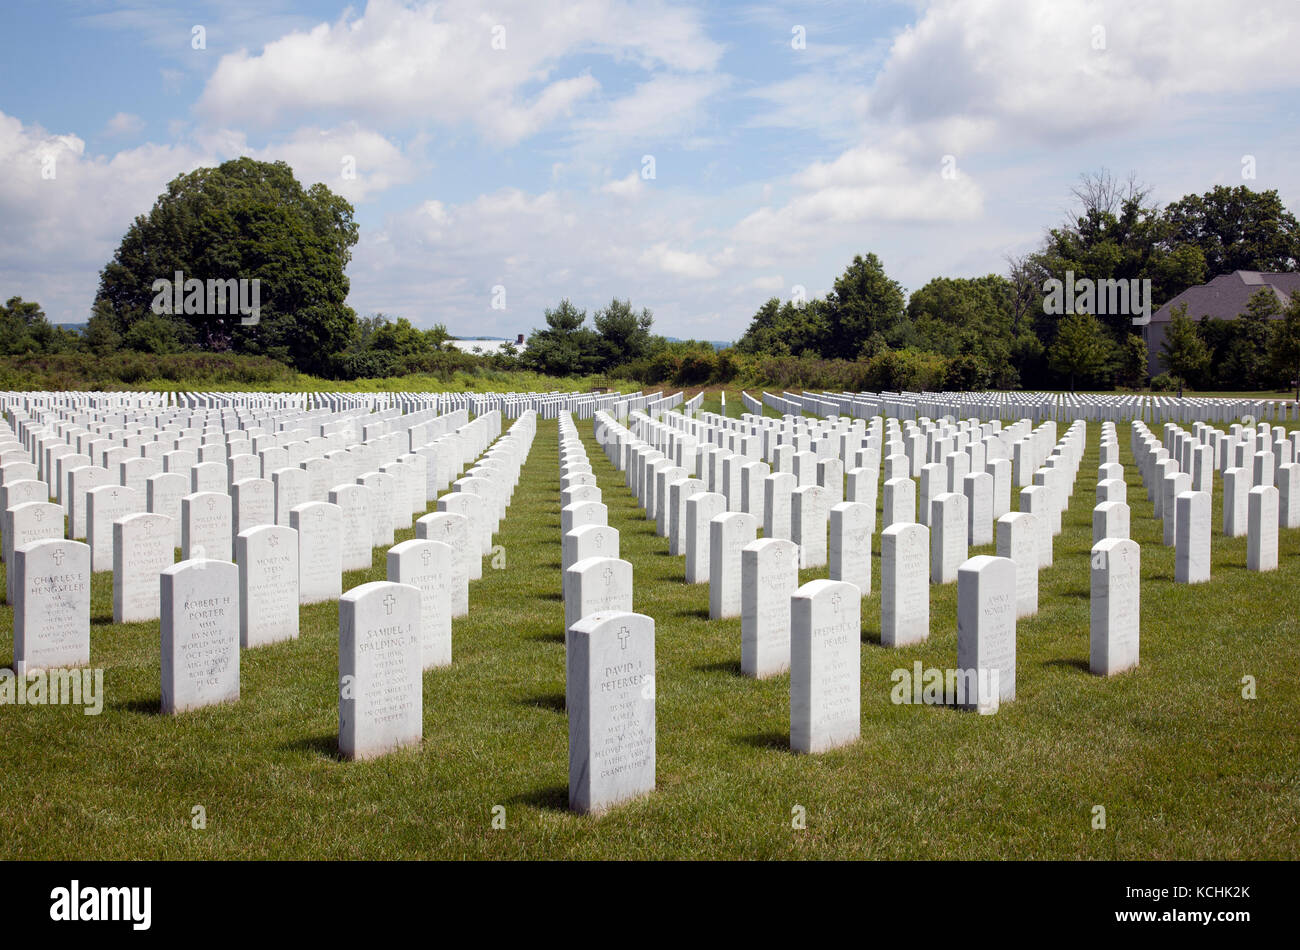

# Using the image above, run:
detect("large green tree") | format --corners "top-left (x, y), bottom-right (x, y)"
top-left (821, 253), bottom-right (906, 359)
top-left (1047, 311), bottom-right (1111, 392)
top-left (1226, 289), bottom-right (1280, 390)
top-left (1013, 172), bottom-right (1300, 390)
top-left (734, 297), bottom-right (827, 357)
top-left (907, 274), bottom-right (1017, 385)
top-left (734, 253), bottom-right (903, 360)
top-left (1160, 185), bottom-right (1300, 279)
top-left (1270, 296), bottom-right (1300, 402)
top-left (0, 297), bottom-right (81, 355)
top-left (1159, 303), bottom-right (1211, 397)
top-left (1028, 171), bottom-right (1200, 338)
top-left (522, 299), bottom-right (601, 376)
top-left (592, 297), bottom-right (655, 371)
top-left (95, 157), bottom-right (359, 375)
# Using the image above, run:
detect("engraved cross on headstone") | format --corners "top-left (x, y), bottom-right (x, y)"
top-left (383, 593), bottom-right (396, 615)
top-left (618, 626), bottom-right (630, 650)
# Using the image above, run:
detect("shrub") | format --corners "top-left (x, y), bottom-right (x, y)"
top-left (336, 350), bottom-right (399, 380)
top-left (0, 352), bottom-right (300, 390)
top-left (674, 351), bottom-right (715, 386)
top-left (711, 349), bottom-right (737, 384)
top-left (942, 354), bottom-right (992, 391)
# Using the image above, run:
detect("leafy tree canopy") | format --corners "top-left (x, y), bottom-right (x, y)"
top-left (95, 157), bottom-right (359, 375)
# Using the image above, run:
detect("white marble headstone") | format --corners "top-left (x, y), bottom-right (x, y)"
top-left (161, 558), bottom-right (239, 714)
top-left (567, 610), bottom-right (655, 814)
top-left (881, 521), bottom-right (928, 647)
top-left (741, 537), bottom-right (798, 678)
top-left (13, 539), bottom-right (91, 676)
top-left (339, 581), bottom-right (423, 760)
top-left (237, 524), bottom-right (300, 647)
top-left (112, 512), bottom-right (174, 623)
top-left (790, 579), bottom-right (861, 753)
top-left (386, 539), bottom-right (454, 669)
top-left (956, 555), bottom-right (1016, 712)
top-left (1090, 538), bottom-right (1140, 676)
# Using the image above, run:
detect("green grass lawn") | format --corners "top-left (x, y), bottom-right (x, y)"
top-left (1, 415), bottom-right (1297, 859)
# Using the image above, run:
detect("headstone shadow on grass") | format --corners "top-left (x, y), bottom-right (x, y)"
top-left (517, 692), bottom-right (565, 713)
top-left (508, 784), bottom-right (570, 813)
top-left (118, 696), bottom-right (167, 717)
top-left (693, 658), bottom-right (743, 677)
top-left (1042, 657), bottom-right (1090, 674)
top-left (734, 730), bottom-right (792, 751)
top-left (284, 733), bottom-right (346, 761)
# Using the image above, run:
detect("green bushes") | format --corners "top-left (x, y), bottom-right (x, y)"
top-left (0, 352), bottom-right (301, 390)
top-left (723, 349), bottom-right (965, 393)
top-left (622, 343), bottom-right (738, 387)
top-left (336, 350), bottom-right (401, 380)
top-left (617, 346), bottom-right (984, 394)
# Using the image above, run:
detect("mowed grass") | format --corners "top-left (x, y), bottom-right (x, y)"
top-left (1, 414), bottom-right (1298, 859)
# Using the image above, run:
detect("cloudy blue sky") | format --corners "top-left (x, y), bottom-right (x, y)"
top-left (3, 0), bottom-right (1299, 341)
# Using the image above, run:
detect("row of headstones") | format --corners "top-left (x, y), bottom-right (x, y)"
top-left (0, 397), bottom-right (444, 532)
top-left (652, 406), bottom-right (1080, 619)
top-left (0, 404), bottom-right (492, 575)
top-left (551, 411), bottom-right (662, 812)
top-left (664, 404), bottom-right (1053, 514)
top-left (552, 414), bottom-right (650, 813)
top-left (5, 396), bottom-right (464, 475)
top-left (7, 412), bottom-right (536, 716)
top-left (560, 470), bottom-right (1139, 818)
top-left (759, 389), bottom-right (1059, 424)
top-left (663, 405), bottom-right (1038, 489)
top-left (603, 408), bottom-right (1075, 614)
top-left (746, 388), bottom-right (1298, 427)
top-left (0, 410), bottom-right (503, 626)
top-left (342, 411), bottom-right (537, 760)
top-left (3, 391), bottom-right (470, 497)
top-left (1130, 419), bottom-right (1290, 578)
top-left (0, 397), bottom-right (493, 544)
top-left (599, 409), bottom-right (1111, 678)
top-left (557, 414), bottom-right (622, 608)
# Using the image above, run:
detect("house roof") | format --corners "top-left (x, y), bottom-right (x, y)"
top-left (1151, 270), bottom-right (1300, 323)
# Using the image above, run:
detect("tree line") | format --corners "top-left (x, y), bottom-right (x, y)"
top-left (729, 172), bottom-right (1300, 394)
top-left (4, 160), bottom-right (1298, 394)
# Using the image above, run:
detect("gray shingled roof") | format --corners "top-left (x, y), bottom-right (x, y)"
top-left (1151, 270), bottom-right (1300, 323)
